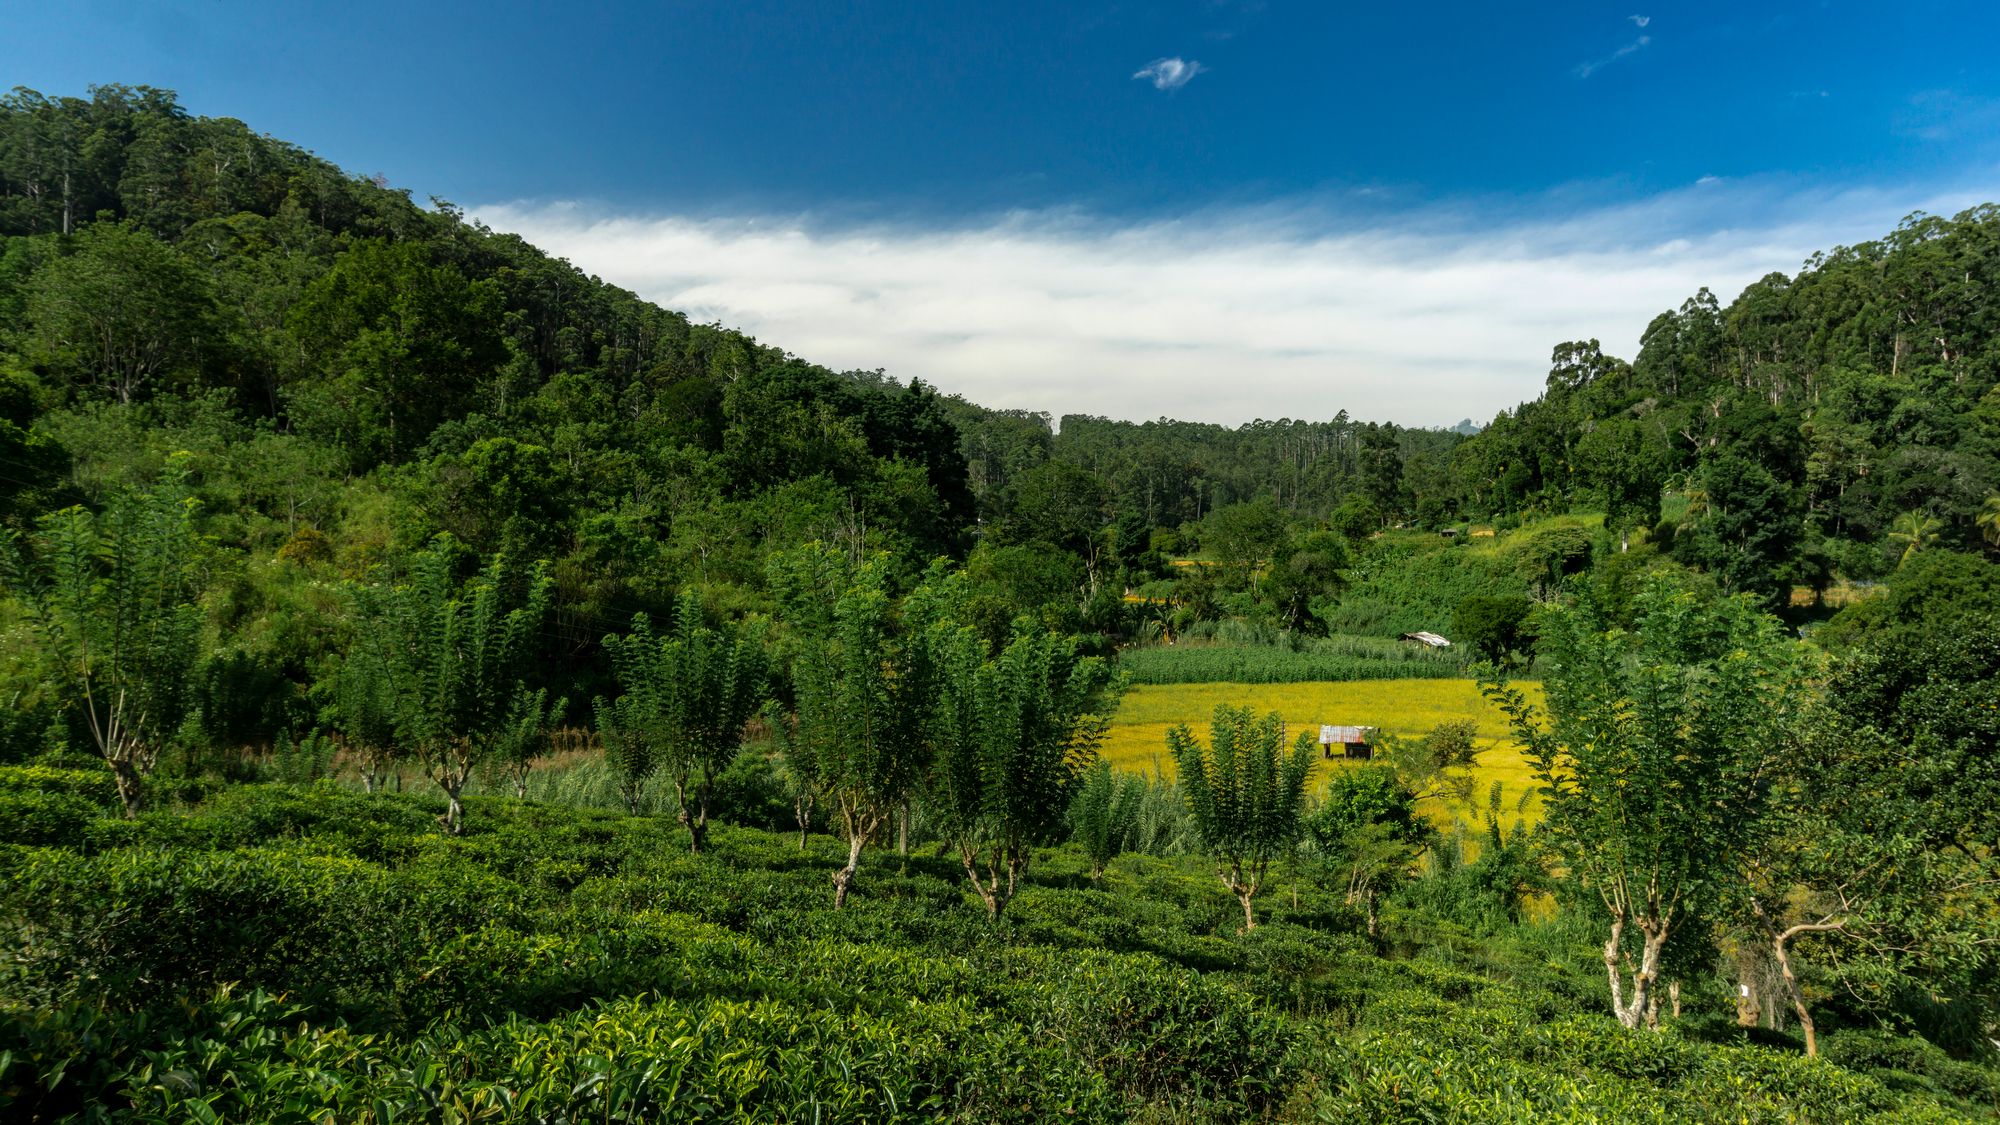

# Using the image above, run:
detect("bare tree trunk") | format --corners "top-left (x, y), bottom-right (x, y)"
top-left (108, 756), bottom-right (145, 820)
top-left (795, 792), bottom-right (813, 849)
top-left (1236, 884), bottom-right (1257, 932)
top-left (1604, 918), bottom-right (1630, 1026)
top-left (898, 799), bottom-right (909, 857)
top-left (1669, 979), bottom-right (1682, 1020)
top-left (1632, 924), bottom-right (1667, 1030)
top-left (1365, 886), bottom-right (1378, 938)
top-left (1771, 934), bottom-right (1818, 1056)
top-left (440, 784), bottom-right (465, 835)
top-left (673, 775), bottom-right (708, 854)
top-left (960, 843), bottom-right (1002, 919)
top-left (832, 832), bottom-right (866, 909)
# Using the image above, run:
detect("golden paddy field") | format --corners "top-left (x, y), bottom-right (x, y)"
top-left (1098, 678), bottom-right (1546, 829)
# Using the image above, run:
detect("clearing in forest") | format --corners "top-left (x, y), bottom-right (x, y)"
top-left (1099, 678), bottom-right (1545, 825)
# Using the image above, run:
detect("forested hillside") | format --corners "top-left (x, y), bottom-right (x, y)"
top-left (2, 85), bottom-right (1998, 1123)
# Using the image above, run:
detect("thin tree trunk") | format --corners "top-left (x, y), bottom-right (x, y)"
top-left (1771, 934), bottom-right (1818, 1056)
top-left (1630, 924), bottom-right (1668, 1031)
top-left (108, 756), bottom-right (145, 820)
top-left (796, 792), bottom-right (813, 849)
top-left (1604, 918), bottom-right (1630, 1025)
top-left (960, 843), bottom-right (1002, 919)
top-left (832, 832), bottom-right (866, 909)
top-left (1236, 885), bottom-right (1257, 932)
top-left (441, 785), bottom-right (465, 835)
top-left (673, 775), bottom-right (707, 854)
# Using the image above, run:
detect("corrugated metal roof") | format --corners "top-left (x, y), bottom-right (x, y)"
top-left (1319, 725), bottom-right (1374, 743)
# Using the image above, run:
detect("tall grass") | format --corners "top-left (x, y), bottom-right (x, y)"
top-left (1120, 640), bottom-right (1464, 684)
top-left (1117, 631), bottom-right (1467, 685)
top-left (1122, 758), bottom-right (1197, 858)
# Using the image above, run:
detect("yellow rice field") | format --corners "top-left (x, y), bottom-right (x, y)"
top-left (1098, 678), bottom-right (1546, 828)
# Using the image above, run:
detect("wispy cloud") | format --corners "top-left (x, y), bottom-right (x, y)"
top-left (472, 177), bottom-right (1993, 427)
top-left (1133, 57), bottom-right (1207, 91)
top-left (1577, 35), bottom-right (1650, 78)
top-left (1629, 14), bottom-right (1650, 28)
top-left (1895, 89), bottom-right (2000, 142)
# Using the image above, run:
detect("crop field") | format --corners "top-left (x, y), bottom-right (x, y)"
top-left (1099, 678), bottom-right (1546, 827)
top-left (1115, 638), bottom-right (1466, 685)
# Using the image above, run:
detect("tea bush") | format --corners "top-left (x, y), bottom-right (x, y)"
top-left (0, 778), bottom-right (1989, 1123)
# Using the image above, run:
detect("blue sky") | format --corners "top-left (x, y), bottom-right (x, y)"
top-left (8, 0), bottom-right (2000, 424)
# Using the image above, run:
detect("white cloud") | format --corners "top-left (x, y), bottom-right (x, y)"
top-left (1577, 35), bottom-right (1649, 78)
top-left (1133, 57), bottom-right (1207, 91)
top-left (471, 177), bottom-right (1995, 428)
top-left (1629, 14), bottom-right (1650, 28)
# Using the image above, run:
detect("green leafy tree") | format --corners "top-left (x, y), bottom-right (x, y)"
top-left (1202, 501), bottom-right (1288, 584)
top-left (927, 617), bottom-right (1115, 917)
top-left (594, 692), bottom-right (659, 816)
top-left (1, 468), bottom-right (202, 817)
top-left (770, 545), bottom-right (928, 907)
top-left (1486, 580), bottom-right (1810, 1030)
top-left (1304, 765), bottom-right (1432, 936)
top-left (286, 240), bottom-right (506, 465)
top-left (1261, 530), bottom-right (1349, 634)
top-left (767, 701), bottom-right (822, 849)
top-left (598, 593), bottom-right (769, 853)
top-left (1452, 594), bottom-right (1533, 664)
top-left (330, 638), bottom-right (401, 793)
top-left (1729, 624), bottom-right (2000, 1055)
top-left (1327, 496), bottom-right (1383, 543)
top-left (494, 685), bottom-right (566, 799)
top-left (1170, 705), bottom-right (1316, 931)
top-left (359, 539), bottom-right (550, 835)
top-left (1003, 459), bottom-right (1110, 590)
top-left (24, 223), bottom-right (227, 403)
top-left (1671, 454), bottom-right (1799, 601)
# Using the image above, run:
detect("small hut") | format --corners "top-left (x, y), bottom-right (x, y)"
top-left (1319, 725), bottom-right (1377, 761)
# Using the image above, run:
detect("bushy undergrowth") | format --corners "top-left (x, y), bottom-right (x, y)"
top-left (1323, 535), bottom-right (1531, 639)
top-left (0, 776), bottom-right (1987, 1123)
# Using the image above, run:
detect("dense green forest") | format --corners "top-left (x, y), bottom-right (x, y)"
top-left (2, 85), bottom-right (1998, 1122)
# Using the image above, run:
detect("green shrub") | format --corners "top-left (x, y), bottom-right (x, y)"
top-left (0, 790), bottom-right (101, 847)
top-left (0, 764), bottom-right (119, 806)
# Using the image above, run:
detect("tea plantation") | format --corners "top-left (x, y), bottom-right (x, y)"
top-left (0, 773), bottom-right (1985, 1123)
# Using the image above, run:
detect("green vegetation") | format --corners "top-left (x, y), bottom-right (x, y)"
top-left (1117, 631), bottom-right (1466, 685)
top-left (0, 86), bottom-right (1996, 1120)
top-left (3, 781), bottom-right (1987, 1124)
top-left (1171, 705), bottom-right (1317, 931)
